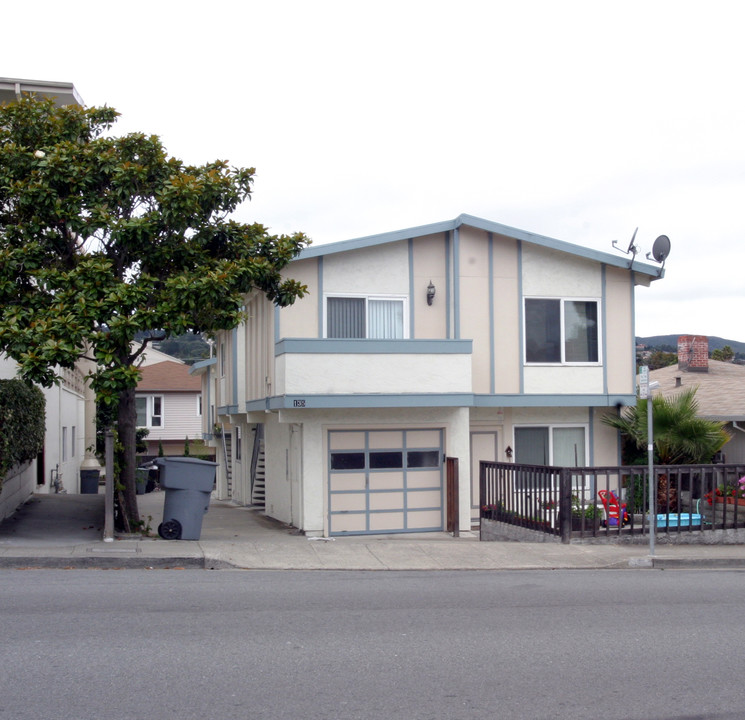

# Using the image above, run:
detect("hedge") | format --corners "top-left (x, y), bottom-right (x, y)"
top-left (0, 379), bottom-right (45, 488)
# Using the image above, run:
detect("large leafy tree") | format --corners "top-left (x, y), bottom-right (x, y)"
top-left (0, 96), bottom-right (309, 526)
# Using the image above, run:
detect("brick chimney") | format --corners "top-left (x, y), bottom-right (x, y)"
top-left (678, 335), bottom-right (709, 373)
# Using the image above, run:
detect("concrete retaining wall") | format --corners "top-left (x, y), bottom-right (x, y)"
top-left (0, 461), bottom-right (35, 522)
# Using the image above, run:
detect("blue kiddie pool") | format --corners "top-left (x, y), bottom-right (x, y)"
top-left (656, 513), bottom-right (702, 528)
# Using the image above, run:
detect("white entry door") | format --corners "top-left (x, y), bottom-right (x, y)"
top-left (470, 431), bottom-right (498, 526)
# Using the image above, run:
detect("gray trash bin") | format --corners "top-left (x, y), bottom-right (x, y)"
top-left (155, 457), bottom-right (218, 540)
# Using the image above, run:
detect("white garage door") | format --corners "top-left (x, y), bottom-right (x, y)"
top-left (328, 429), bottom-right (444, 535)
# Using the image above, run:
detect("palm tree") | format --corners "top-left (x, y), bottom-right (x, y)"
top-left (603, 388), bottom-right (731, 510)
top-left (603, 388), bottom-right (730, 465)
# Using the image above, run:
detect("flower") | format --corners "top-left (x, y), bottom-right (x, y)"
top-left (34, 150), bottom-right (45, 158)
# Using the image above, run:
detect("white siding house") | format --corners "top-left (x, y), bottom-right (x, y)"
top-left (136, 361), bottom-right (204, 457)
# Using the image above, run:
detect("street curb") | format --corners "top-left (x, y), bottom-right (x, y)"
top-left (628, 556), bottom-right (745, 569)
top-left (0, 556), bottom-right (207, 570)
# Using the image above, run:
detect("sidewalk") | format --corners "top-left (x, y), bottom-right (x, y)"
top-left (2, 492), bottom-right (745, 570)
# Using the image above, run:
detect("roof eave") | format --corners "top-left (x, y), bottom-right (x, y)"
top-left (296, 213), bottom-right (663, 281)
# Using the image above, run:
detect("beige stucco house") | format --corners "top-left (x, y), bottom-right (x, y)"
top-left (195, 214), bottom-right (663, 536)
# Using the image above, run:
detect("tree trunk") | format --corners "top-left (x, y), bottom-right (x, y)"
top-left (117, 386), bottom-right (140, 529)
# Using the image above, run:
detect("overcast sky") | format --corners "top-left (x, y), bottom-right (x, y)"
top-left (5, 1), bottom-right (743, 341)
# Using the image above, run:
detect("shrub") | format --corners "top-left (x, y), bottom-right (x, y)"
top-left (0, 379), bottom-right (45, 488)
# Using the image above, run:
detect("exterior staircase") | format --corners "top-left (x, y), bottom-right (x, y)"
top-left (221, 430), bottom-right (233, 499)
top-left (250, 425), bottom-right (266, 508)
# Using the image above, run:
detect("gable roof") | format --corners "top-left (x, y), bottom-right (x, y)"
top-left (297, 213), bottom-right (663, 281)
top-left (137, 361), bottom-right (201, 393)
top-left (650, 360), bottom-right (745, 422)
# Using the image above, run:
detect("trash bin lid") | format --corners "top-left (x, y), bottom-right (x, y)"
top-left (154, 457), bottom-right (219, 467)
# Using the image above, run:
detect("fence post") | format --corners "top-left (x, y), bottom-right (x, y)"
top-left (560, 468), bottom-right (572, 543)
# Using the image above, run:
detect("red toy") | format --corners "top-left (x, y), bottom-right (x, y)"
top-left (598, 490), bottom-right (629, 527)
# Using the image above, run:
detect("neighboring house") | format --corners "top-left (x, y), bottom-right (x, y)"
top-left (0, 78), bottom-right (92, 519)
top-left (136, 361), bottom-right (204, 457)
top-left (649, 335), bottom-right (745, 464)
top-left (199, 214), bottom-right (663, 537)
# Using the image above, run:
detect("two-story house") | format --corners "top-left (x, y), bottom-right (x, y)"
top-left (135, 360), bottom-right (205, 458)
top-left (200, 214), bottom-right (662, 536)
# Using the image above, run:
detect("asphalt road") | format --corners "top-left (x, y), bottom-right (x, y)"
top-left (2, 569), bottom-right (745, 720)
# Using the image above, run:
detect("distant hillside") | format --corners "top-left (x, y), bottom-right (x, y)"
top-left (637, 335), bottom-right (745, 356)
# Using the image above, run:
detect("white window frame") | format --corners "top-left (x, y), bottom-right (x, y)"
top-left (136, 395), bottom-right (165, 429)
top-left (323, 293), bottom-right (409, 339)
top-left (513, 423), bottom-right (590, 490)
top-left (523, 297), bottom-right (601, 366)
top-left (196, 394), bottom-right (202, 417)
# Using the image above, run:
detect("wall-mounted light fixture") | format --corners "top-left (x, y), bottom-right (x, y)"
top-left (426, 280), bottom-right (436, 306)
top-left (505, 446), bottom-right (513, 459)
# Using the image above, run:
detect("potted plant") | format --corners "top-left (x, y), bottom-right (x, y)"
top-left (705, 476), bottom-right (745, 506)
top-left (570, 495), bottom-right (603, 531)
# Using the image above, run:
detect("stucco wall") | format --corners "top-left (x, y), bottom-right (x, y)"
top-left (276, 352), bottom-right (472, 395)
top-left (265, 405), bottom-right (472, 536)
top-left (0, 462), bottom-right (36, 522)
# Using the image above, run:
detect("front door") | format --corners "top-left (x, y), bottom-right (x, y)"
top-left (470, 431), bottom-right (498, 527)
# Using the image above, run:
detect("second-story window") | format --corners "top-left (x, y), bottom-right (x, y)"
top-left (326, 295), bottom-right (407, 339)
top-left (136, 395), bottom-right (164, 428)
top-left (524, 298), bottom-right (599, 364)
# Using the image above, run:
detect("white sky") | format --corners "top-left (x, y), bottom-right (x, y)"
top-left (5, 0), bottom-right (744, 340)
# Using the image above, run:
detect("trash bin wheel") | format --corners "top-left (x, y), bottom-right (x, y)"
top-left (158, 519), bottom-right (182, 540)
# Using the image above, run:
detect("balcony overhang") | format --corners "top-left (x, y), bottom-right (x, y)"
top-left (0, 77), bottom-right (83, 107)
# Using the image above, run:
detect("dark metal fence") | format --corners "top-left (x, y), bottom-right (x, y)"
top-left (480, 461), bottom-right (745, 543)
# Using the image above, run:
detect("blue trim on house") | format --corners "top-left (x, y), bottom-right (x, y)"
top-left (453, 226), bottom-right (460, 339)
top-left (471, 394), bottom-right (637, 408)
top-left (231, 327), bottom-right (238, 406)
top-left (217, 404), bottom-right (240, 416)
top-left (274, 338), bottom-right (473, 355)
top-left (408, 238), bottom-right (415, 338)
top-left (588, 407), bottom-right (595, 465)
top-left (488, 232), bottom-right (495, 394)
top-left (630, 271), bottom-right (637, 394)
top-left (317, 256), bottom-right (324, 338)
top-left (445, 231), bottom-right (451, 339)
top-left (601, 265), bottom-right (608, 394)
top-left (189, 357), bottom-right (217, 374)
top-left (517, 240), bottom-right (525, 394)
top-left (296, 213), bottom-right (662, 281)
top-left (247, 392), bottom-right (638, 412)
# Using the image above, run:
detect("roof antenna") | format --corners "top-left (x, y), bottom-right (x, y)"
top-left (612, 227), bottom-right (639, 268)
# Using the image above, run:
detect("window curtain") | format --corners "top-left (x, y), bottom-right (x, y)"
top-left (514, 427), bottom-right (549, 465)
top-left (327, 297), bottom-right (366, 338)
top-left (368, 299), bottom-right (403, 339)
top-left (552, 427), bottom-right (586, 466)
top-left (136, 397), bottom-right (147, 427)
top-left (564, 301), bottom-right (598, 362)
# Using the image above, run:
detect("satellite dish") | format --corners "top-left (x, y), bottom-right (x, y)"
top-left (612, 227), bottom-right (639, 266)
top-left (627, 227), bottom-right (639, 255)
top-left (651, 235), bottom-right (671, 263)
